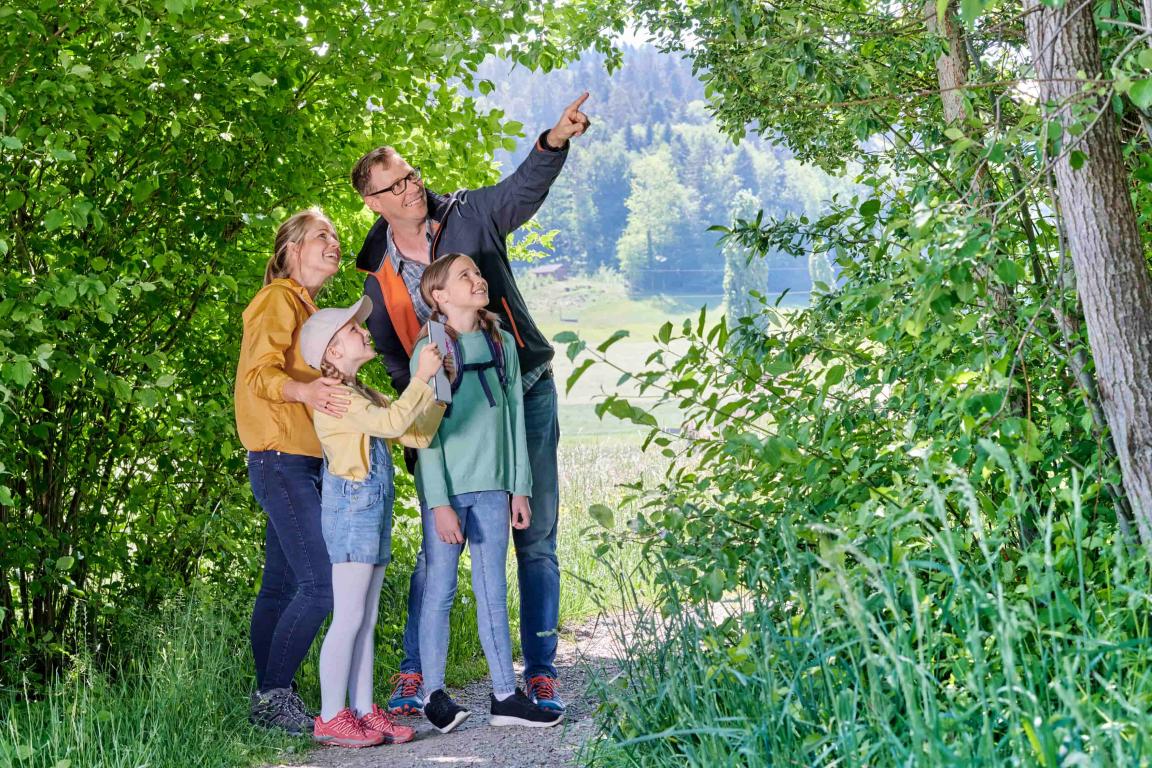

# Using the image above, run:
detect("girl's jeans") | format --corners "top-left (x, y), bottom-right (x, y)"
top-left (401, 374), bottom-right (561, 680)
top-left (248, 450), bottom-right (334, 691)
top-left (418, 490), bottom-right (517, 697)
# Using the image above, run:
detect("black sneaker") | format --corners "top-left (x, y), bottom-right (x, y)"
top-left (250, 687), bottom-right (313, 735)
top-left (489, 688), bottom-right (564, 728)
top-left (424, 689), bottom-right (471, 733)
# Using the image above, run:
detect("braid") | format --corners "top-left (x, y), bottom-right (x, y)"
top-left (319, 358), bottom-right (387, 407)
top-left (478, 309), bottom-right (503, 346)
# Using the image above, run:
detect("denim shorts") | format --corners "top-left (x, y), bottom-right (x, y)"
top-left (320, 437), bottom-right (396, 566)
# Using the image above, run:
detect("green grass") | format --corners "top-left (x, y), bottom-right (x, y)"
top-left (580, 477), bottom-right (1152, 767)
top-left (521, 269), bottom-right (723, 441)
top-left (0, 596), bottom-right (300, 768)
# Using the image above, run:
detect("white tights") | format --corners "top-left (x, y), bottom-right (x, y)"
top-left (318, 563), bottom-right (387, 721)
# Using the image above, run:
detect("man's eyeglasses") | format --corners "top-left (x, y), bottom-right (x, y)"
top-left (366, 167), bottom-right (422, 197)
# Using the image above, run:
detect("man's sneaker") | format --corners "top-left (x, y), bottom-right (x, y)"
top-left (423, 689), bottom-right (471, 734)
top-left (250, 687), bottom-right (313, 735)
top-left (312, 708), bottom-right (385, 748)
top-left (526, 675), bottom-right (566, 713)
top-left (387, 672), bottom-right (425, 715)
top-left (490, 689), bottom-right (564, 728)
top-left (361, 703), bottom-right (416, 744)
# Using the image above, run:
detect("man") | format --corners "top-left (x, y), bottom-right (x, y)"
top-left (350, 93), bottom-right (591, 714)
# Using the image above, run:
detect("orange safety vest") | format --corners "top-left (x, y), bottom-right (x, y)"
top-left (365, 258), bottom-right (422, 355)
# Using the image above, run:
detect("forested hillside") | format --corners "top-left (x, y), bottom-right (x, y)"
top-left (474, 46), bottom-right (851, 300)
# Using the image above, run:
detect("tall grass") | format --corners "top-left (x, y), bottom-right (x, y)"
top-left (0, 596), bottom-right (296, 768)
top-left (583, 472), bottom-right (1152, 767)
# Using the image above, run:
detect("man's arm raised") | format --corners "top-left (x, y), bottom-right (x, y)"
top-left (462, 92), bottom-right (592, 238)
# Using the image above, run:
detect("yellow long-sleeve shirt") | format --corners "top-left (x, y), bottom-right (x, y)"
top-left (313, 379), bottom-right (446, 481)
top-left (234, 279), bottom-right (321, 456)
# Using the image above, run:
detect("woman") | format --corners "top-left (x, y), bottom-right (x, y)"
top-left (234, 208), bottom-right (349, 733)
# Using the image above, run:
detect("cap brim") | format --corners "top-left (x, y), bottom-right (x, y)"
top-left (350, 294), bottom-right (373, 325)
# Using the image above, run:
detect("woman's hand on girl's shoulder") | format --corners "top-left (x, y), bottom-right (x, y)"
top-left (433, 505), bottom-right (464, 544)
top-left (285, 377), bottom-right (351, 417)
top-left (511, 495), bottom-right (532, 530)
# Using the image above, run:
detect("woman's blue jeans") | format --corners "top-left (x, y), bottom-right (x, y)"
top-left (418, 491), bottom-right (517, 697)
top-left (248, 450), bottom-right (334, 691)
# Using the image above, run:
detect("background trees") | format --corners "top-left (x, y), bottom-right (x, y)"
top-left (475, 46), bottom-right (850, 299)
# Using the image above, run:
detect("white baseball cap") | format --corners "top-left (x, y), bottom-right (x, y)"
top-left (299, 296), bottom-right (373, 370)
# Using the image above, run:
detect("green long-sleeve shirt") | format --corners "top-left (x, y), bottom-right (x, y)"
top-left (412, 328), bottom-right (532, 508)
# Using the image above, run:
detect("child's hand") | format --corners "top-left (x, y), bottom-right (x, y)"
top-left (433, 505), bottom-right (464, 544)
top-left (511, 495), bottom-right (532, 530)
top-left (415, 343), bottom-right (445, 382)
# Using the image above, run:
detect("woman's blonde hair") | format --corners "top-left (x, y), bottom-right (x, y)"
top-left (419, 252), bottom-right (502, 346)
top-left (265, 207), bottom-right (335, 286)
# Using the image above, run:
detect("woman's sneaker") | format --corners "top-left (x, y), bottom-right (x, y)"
top-left (526, 675), bottom-right (566, 713)
top-left (250, 687), bottom-right (314, 735)
top-left (387, 672), bottom-right (425, 715)
top-left (312, 708), bottom-right (385, 748)
top-left (361, 703), bottom-right (417, 744)
top-left (490, 689), bottom-right (564, 728)
top-left (424, 689), bottom-right (471, 733)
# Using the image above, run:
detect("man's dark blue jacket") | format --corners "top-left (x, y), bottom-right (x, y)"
top-left (356, 132), bottom-right (567, 394)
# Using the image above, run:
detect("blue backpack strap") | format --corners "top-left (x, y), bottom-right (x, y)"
top-left (484, 331), bottom-right (507, 390)
top-left (442, 330), bottom-right (506, 417)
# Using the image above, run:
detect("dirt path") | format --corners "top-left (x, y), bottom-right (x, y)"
top-left (265, 611), bottom-right (629, 768)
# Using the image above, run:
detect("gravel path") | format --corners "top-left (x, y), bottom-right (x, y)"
top-left (264, 611), bottom-right (630, 768)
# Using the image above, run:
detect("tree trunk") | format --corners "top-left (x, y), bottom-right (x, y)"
top-left (1025, 0), bottom-right (1152, 550)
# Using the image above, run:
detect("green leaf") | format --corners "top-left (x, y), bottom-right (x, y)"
top-left (552, 331), bottom-right (579, 344)
top-left (1069, 150), bottom-right (1086, 170)
top-left (250, 72), bottom-right (275, 87)
top-left (1140, 49), bottom-right (1152, 70)
top-left (1130, 78), bottom-right (1152, 109)
top-left (55, 556), bottom-right (74, 571)
top-left (566, 359), bottom-right (594, 394)
top-left (859, 199), bottom-right (881, 218)
top-left (45, 209), bottom-right (69, 231)
top-left (596, 329), bottom-right (630, 353)
top-left (824, 364), bottom-right (845, 386)
top-left (50, 148), bottom-right (76, 162)
top-left (995, 259), bottom-right (1020, 286)
top-left (5, 361), bottom-right (32, 386)
top-left (588, 503), bottom-right (614, 529)
top-left (1, 136), bottom-right (22, 150)
top-left (657, 321), bottom-right (673, 344)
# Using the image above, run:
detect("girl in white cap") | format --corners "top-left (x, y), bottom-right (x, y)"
top-left (298, 296), bottom-right (446, 748)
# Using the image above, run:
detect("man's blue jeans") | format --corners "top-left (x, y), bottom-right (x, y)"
top-left (400, 374), bottom-right (561, 679)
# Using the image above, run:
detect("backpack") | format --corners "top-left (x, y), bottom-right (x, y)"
top-left (441, 329), bottom-right (507, 418)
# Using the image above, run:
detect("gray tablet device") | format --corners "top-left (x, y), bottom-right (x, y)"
top-left (427, 320), bottom-right (453, 404)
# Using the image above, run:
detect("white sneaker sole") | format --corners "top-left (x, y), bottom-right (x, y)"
top-left (432, 710), bottom-right (471, 734)
top-left (489, 713), bottom-right (565, 728)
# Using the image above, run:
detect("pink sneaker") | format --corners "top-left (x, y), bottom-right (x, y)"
top-left (312, 708), bottom-right (384, 748)
top-left (361, 703), bottom-right (417, 744)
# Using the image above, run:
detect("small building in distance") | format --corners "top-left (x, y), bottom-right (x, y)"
top-left (528, 263), bottom-right (569, 281)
